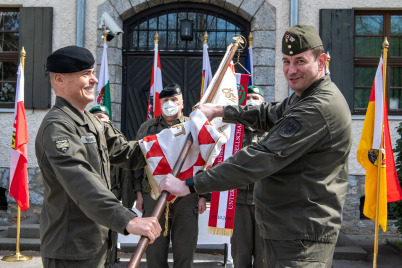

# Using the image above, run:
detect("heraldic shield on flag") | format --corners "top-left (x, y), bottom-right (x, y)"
top-left (139, 109), bottom-right (228, 201)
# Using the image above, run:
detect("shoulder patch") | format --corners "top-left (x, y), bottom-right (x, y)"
top-left (279, 118), bottom-right (301, 138)
top-left (55, 138), bottom-right (70, 153)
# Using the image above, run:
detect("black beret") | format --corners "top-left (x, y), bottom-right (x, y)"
top-left (282, 25), bottom-right (323, 56)
top-left (248, 85), bottom-right (264, 97)
top-left (159, 84), bottom-right (182, 99)
top-left (46, 46), bottom-right (95, 73)
top-left (89, 105), bottom-right (110, 117)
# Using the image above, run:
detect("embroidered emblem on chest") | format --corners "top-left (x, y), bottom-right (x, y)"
top-left (279, 118), bottom-right (301, 138)
top-left (55, 139), bottom-right (70, 153)
top-left (81, 135), bottom-right (96, 144)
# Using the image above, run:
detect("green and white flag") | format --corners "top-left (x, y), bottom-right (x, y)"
top-left (96, 43), bottom-right (112, 119)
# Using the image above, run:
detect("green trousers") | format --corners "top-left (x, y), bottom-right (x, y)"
top-left (143, 193), bottom-right (199, 268)
top-left (231, 203), bottom-right (265, 267)
top-left (263, 239), bottom-right (336, 268)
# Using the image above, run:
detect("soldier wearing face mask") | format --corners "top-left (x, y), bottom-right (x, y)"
top-left (230, 85), bottom-right (267, 268)
top-left (134, 84), bottom-right (207, 268)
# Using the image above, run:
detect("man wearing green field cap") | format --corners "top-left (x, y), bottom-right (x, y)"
top-left (160, 25), bottom-right (352, 267)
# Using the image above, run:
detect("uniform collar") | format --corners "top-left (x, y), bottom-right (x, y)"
top-left (53, 96), bottom-right (97, 133)
top-left (157, 114), bottom-right (186, 127)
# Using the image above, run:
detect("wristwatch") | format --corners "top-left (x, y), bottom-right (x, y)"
top-left (185, 177), bottom-right (196, 193)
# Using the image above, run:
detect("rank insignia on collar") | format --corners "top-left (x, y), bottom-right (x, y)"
top-left (279, 118), bottom-right (301, 138)
top-left (55, 138), bottom-right (70, 153)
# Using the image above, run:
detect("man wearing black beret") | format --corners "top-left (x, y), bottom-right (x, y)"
top-left (36, 46), bottom-right (161, 267)
top-left (160, 25), bottom-right (353, 267)
top-left (134, 84), bottom-right (207, 268)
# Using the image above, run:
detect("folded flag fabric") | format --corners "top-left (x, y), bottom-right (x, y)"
top-left (139, 109), bottom-right (227, 201)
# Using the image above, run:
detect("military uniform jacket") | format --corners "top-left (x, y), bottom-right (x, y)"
top-left (236, 126), bottom-right (267, 205)
top-left (35, 97), bottom-right (145, 260)
top-left (134, 115), bottom-right (189, 194)
top-left (194, 75), bottom-right (352, 243)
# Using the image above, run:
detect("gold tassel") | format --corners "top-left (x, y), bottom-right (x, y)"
top-left (163, 202), bottom-right (169, 237)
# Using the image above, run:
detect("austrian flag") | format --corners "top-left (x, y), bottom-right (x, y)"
top-left (139, 109), bottom-right (227, 201)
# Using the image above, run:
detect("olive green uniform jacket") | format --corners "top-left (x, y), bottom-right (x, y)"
top-left (35, 97), bottom-right (145, 260)
top-left (194, 75), bottom-right (352, 243)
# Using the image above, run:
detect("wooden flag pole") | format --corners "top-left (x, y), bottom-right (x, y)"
top-left (2, 47), bottom-right (32, 263)
top-left (372, 37), bottom-right (389, 268)
top-left (127, 41), bottom-right (240, 268)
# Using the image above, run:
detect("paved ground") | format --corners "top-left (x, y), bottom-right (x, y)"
top-left (1, 234), bottom-right (401, 267)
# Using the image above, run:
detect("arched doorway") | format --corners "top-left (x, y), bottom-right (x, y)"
top-left (121, 3), bottom-right (250, 139)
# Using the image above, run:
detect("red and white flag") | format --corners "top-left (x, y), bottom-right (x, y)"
top-left (200, 43), bottom-right (212, 98)
top-left (139, 109), bottom-right (227, 201)
top-left (147, 42), bottom-right (163, 120)
top-left (9, 62), bottom-right (29, 212)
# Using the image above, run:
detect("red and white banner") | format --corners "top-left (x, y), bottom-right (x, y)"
top-left (9, 62), bottom-right (29, 211)
top-left (200, 43), bottom-right (212, 99)
top-left (208, 123), bottom-right (243, 236)
top-left (139, 109), bottom-right (227, 201)
top-left (147, 43), bottom-right (163, 120)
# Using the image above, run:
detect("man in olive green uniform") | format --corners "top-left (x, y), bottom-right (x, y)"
top-left (160, 25), bottom-right (352, 268)
top-left (134, 84), bottom-right (207, 268)
top-left (231, 86), bottom-right (267, 268)
top-left (36, 46), bottom-right (161, 268)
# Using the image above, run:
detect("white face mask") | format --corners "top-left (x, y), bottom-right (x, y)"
top-left (246, 99), bottom-right (262, 106)
top-left (162, 100), bottom-right (179, 116)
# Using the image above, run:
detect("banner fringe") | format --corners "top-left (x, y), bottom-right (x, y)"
top-left (207, 227), bottom-right (233, 237)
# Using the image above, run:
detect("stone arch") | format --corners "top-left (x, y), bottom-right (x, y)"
top-left (96, 0), bottom-right (276, 127)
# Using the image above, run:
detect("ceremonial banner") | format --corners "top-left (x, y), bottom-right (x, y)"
top-left (9, 62), bottom-right (29, 212)
top-left (357, 56), bottom-right (402, 232)
top-left (200, 42), bottom-right (212, 99)
top-left (139, 109), bottom-right (227, 201)
top-left (147, 42), bottom-right (163, 120)
top-left (245, 45), bottom-right (253, 85)
top-left (96, 43), bottom-right (112, 119)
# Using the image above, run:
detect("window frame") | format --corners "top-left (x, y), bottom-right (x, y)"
top-left (353, 10), bottom-right (402, 115)
top-left (0, 7), bottom-right (20, 109)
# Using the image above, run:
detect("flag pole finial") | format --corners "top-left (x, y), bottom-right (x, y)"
top-left (204, 31), bottom-right (208, 44)
top-left (248, 32), bottom-right (253, 47)
top-left (325, 51), bottom-right (330, 75)
top-left (103, 28), bottom-right (107, 43)
top-left (382, 37), bottom-right (389, 49)
top-left (20, 47), bottom-right (26, 71)
top-left (155, 31), bottom-right (159, 44)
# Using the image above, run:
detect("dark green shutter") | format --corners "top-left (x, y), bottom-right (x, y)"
top-left (320, 9), bottom-right (354, 111)
top-left (19, 7), bottom-right (53, 109)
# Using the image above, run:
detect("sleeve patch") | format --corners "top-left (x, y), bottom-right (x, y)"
top-left (279, 118), bottom-right (301, 138)
top-left (55, 138), bottom-right (70, 153)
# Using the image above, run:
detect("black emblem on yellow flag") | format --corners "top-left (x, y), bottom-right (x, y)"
top-left (279, 118), bottom-right (301, 138)
top-left (368, 149), bottom-right (386, 167)
top-left (55, 138), bottom-right (70, 153)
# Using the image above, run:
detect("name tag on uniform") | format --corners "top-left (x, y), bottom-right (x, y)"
top-left (81, 135), bottom-right (96, 144)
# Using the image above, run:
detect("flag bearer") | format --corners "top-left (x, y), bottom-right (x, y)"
top-left (160, 25), bottom-right (353, 268)
top-left (36, 46), bottom-right (161, 268)
top-left (134, 84), bottom-right (207, 268)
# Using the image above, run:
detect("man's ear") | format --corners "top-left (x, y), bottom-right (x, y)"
top-left (318, 53), bottom-right (327, 72)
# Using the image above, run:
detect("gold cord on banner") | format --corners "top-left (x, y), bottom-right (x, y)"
top-left (163, 202), bottom-right (170, 237)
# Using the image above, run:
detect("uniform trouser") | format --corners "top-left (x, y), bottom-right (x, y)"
top-left (143, 193), bottom-right (199, 268)
top-left (42, 252), bottom-right (107, 268)
top-left (263, 238), bottom-right (336, 268)
top-left (231, 203), bottom-right (265, 268)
